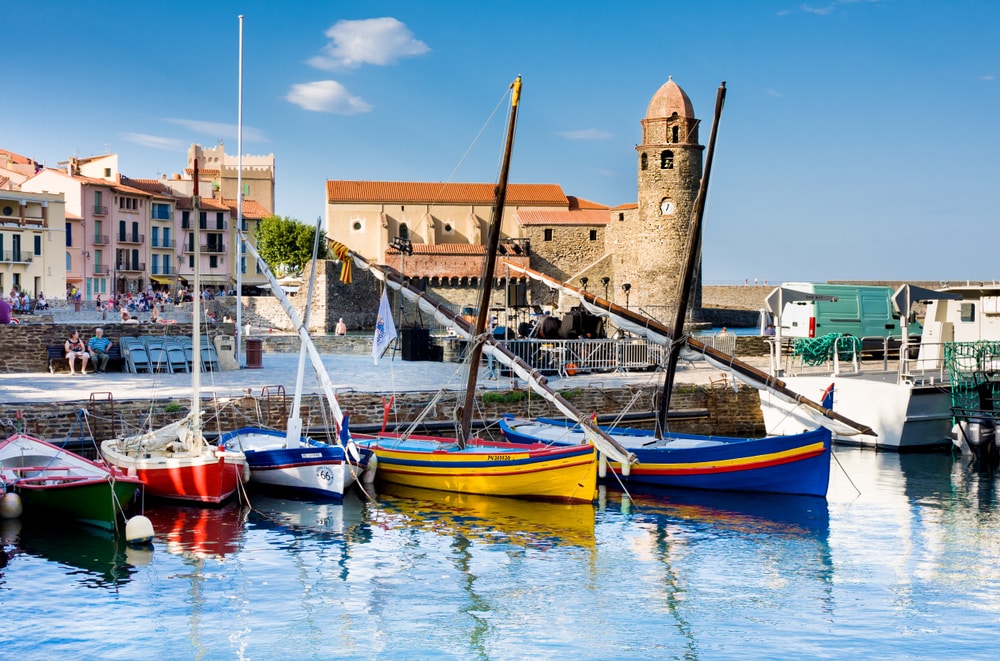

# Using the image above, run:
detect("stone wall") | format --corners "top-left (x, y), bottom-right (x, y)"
top-left (0, 322), bottom-right (235, 373)
top-left (0, 380), bottom-right (765, 446)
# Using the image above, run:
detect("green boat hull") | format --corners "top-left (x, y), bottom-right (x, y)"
top-left (18, 479), bottom-right (142, 531)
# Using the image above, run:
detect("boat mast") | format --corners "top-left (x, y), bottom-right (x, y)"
top-left (235, 13), bottom-right (244, 366)
top-left (458, 76), bottom-right (522, 447)
top-left (191, 159), bottom-right (202, 433)
top-left (286, 217), bottom-right (323, 448)
top-left (658, 82), bottom-right (726, 436)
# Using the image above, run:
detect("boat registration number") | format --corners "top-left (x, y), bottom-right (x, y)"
top-left (487, 455), bottom-right (517, 461)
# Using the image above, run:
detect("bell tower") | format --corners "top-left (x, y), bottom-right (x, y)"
top-left (607, 77), bottom-right (704, 322)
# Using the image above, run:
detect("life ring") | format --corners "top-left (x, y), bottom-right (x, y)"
top-left (565, 362), bottom-right (578, 376)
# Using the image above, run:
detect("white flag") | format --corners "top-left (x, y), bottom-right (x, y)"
top-left (372, 289), bottom-right (397, 364)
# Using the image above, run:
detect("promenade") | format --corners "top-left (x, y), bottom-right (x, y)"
top-left (0, 348), bottom-right (753, 405)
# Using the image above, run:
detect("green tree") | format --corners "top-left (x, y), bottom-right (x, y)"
top-left (254, 215), bottom-right (328, 276)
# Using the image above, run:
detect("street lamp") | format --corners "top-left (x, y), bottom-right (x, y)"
top-left (622, 282), bottom-right (631, 309)
top-left (601, 276), bottom-right (610, 300)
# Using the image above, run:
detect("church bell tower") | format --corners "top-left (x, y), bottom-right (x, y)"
top-left (608, 77), bottom-right (704, 323)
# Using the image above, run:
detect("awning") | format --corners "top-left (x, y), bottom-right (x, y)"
top-left (150, 276), bottom-right (173, 285)
top-left (198, 275), bottom-right (231, 285)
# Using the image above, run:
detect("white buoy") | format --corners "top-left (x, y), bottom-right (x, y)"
top-left (125, 515), bottom-right (155, 545)
top-left (1, 492), bottom-right (23, 519)
top-left (362, 453), bottom-right (378, 483)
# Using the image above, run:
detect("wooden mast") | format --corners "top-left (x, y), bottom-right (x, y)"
top-left (659, 82), bottom-right (726, 436)
top-left (458, 76), bottom-right (522, 447)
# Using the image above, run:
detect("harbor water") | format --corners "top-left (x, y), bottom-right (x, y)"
top-left (2, 447), bottom-right (999, 659)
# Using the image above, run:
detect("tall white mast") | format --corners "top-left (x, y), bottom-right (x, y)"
top-left (235, 14), bottom-right (245, 365)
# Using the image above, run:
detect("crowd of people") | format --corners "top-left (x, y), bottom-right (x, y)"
top-left (0, 288), bottom-right (48, 324)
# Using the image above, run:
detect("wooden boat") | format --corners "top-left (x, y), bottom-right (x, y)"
top-left (0, 432), bottom-right (143, 530)
top-left (348, 77), bottom-right (630, 503)
top-left (354, 432), bottom-right (598, 502)
top-left (226, 221), bottom-right (364, 500)
top-left (220, 427), bottom-right (361, 500)
top-left (499, 410), bottom-right (832, 498)
top-left (100, 163), bottom-right (247, 504)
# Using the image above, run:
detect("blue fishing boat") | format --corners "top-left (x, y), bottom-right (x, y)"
top-left (499, 412), bottom-right (832, 498)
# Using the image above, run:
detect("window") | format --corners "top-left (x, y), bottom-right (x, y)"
top-left (661, 150), bottom-right (674, 169)
top-left (189, 255), bottom-right (194, 268)
top-left (544, 228), bottom-right (553, 241)
top-left (399, 223), bottom-right (409, 240)
top-left (589, 230), bottom-right (597, 241)
top-left (207, 233), bottom-right (224, 252)
top-left (188, 233), bottom-right (195, 252)
top-left (66, 222), bottom-right (73, 246)
top-left (961, 303), bottom-right (976, 323)
top-left (152, 202), bottom-right (171, 220)
top-left (182, 211), bottom-right (191, 228)
top-left (104, 167), bottom-right (111, 177)
top-left (672, 125), bottom-right (679, 143)
top-left (210, 255), bottom-right (219, 268)
top-left (118, 220), bottom-right (126, 241)
top-left (66, 251), bottom-right (72, 272)
top-left (241, 256), bottom-right (246, 274)
top-left (618, 212), bottom-right (625, 221)
top-left (151, 254), bottom-right (160, 274)
top-left (216, 212), bottom-right (224, 229)
top-left (162, 260), bottom-right (170, 275)
top-left (34, 235), bottom-right (42, 255)
top-left (444, 223), bottom-right (453, 233)
top-left (131, 221), bottom-right (140, 242)
top-left (640, 153), bottom-right (648, 171)
top-left (199, 212), bottom-right (207, 229)
top-left (163, 228), bottom-right (171, 247)
top-left (151, 227), bottom-right (160, 247)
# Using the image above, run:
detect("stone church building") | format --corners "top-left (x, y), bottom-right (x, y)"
top-left (324, 76), bottom-right (705, 328)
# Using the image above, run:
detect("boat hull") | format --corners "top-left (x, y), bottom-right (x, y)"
top-left (14, 478), bottom-right (143, 530)
top-left (500, 418), bottom-right (831, 498)
top-left (356, 434), bottom-right (598, 502)
top-left (220, 428), bottom-right (362, 500)
top-left (101, 440), bottom-right (245, 505)
top-left (759, 374), bottom-right (952, 450)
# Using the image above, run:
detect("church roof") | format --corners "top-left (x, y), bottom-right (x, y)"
top-left (518, 209), bottom-right (609, 226)
top-left (645, 76), bottom-right (695, 120)
top-left (326, 180), bottom-right (569, 206)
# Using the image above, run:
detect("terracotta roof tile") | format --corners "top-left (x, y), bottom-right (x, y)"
top-left (327, 180), bottom-right (568, 206)
top-left (567, 195), bottom-right (609, 211)
top-left (389, 243), bottom-right (486, 256)
top-left (222, 197), bottom-right (269, 219)
top-left (611, 203), bottom-right (638, 210)
top-left (518, 209), bottom-right (609, 226)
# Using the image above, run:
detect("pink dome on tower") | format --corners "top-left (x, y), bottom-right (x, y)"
top-left (645, 76), bottom-right (695, 120)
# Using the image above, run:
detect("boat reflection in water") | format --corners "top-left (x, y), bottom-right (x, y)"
top-left (374, 482), bottom-right (597, 550)
top-left (1, 517), bottom-right (146, 590)
top-left (143, 500), bottom-right (248, 559)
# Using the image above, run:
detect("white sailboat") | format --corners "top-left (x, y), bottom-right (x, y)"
top-left (100, 161), bottom-right (247, 504)
top-left (221, 221), bottom-right (364, 500)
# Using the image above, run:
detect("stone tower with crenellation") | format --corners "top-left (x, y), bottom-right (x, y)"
top-left (606, 76), bottom-right (704, 323)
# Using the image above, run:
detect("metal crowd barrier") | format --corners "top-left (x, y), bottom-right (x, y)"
top-left (495, 338), bottom-right (665, 377)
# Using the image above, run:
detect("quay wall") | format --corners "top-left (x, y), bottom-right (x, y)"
top-left (0, 382), bottom-right (766, 445)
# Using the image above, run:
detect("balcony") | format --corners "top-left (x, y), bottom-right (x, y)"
top-left (93, 205), bottom-right (108, 216)
top-left (151, 239), bottom-right (176, 249)
top-left (0, 251), bottom-right (33, 263)
top-left (201, 244), bottom-right (226, 253)
top-left (93, 265), bottom-right (110, 275)
top-left (117, 262), bottom-right (146, 272)
top-left (117, 233), bottom-right (145, 245)
top-left (93, 234), bottom-right (109, 245)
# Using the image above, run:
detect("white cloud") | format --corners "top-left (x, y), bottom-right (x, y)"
top-left (120, 133), bottom-right (189, 151)
top-left (767, 88), bottom-right (784, 97)
top-left (307, 17), bottom-right (429, 70)
top-left (164, 118), bottom-right (267, 143)
top-left (556, 128), bottom-right (613, 140)
top-left (981, 74), bottom-right (995, 81)
top-left (800, 4), bottom-right (835, 15)
top-left (285, 80), bottom-right (373, 114)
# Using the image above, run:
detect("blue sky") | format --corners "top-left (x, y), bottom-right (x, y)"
top-left (5, 1), bottom-right (998, 283)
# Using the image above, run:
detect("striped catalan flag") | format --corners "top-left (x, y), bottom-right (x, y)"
top-left (328, 239), bottom-right (353, 284)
